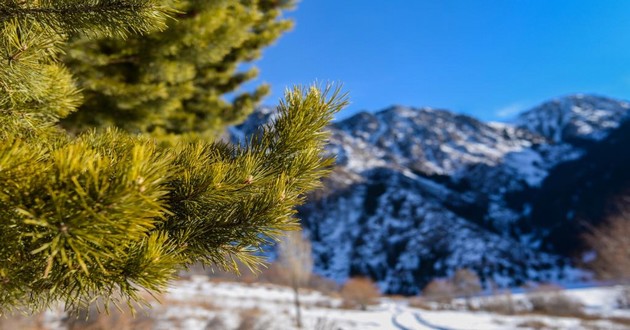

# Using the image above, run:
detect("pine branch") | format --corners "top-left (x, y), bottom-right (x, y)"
top-left (0, 86), bottom-right (346, 314)
top-left (0, 0), bottom-right (345, 316)
top-left (61, 0), bottom-right (294, 139)
top-left (0, 0), bottom-right (174, 38)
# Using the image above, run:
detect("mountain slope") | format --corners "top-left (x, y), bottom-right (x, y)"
top-left (232, 94), bottom-right (630, 294)
top-left (516, 94), bottom-right (630, 144)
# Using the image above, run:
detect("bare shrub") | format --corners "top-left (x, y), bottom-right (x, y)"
top-left (204, 315), bottom-right (228, 330)
top-left (313, 317), bottom-right (340, 330)
top-left (616, 287), bottom-right (630, 309)
top-left (516, 319), bottom-right (548, 329)
top-left (340, 277), bottom-right (380, 310)
top-left (526, 284), bottom-right (584, 316)
top-left (0, 312), bottom-right (47, 330)
top-left (452, 268), bottom-right (482, 309)
top-left (64, 308), bottom-right (155, 330)
top-left (583, 193), bottom-right (630, 282)
top-left (479, 291), bottom-right (516, 315)
top-left (308, 274), bottom-right (340, 295)
top-left (236, 308), bottom-right (272, 330)
top-left (313, 300), bottom-right (334, 309)
top-left (277, 231), bottom-right (313, 328)
top-left (422, 279), bottom-right (456, 305)
top-left (62, 294), bottom-right (157, 330)
top-left (408, 297), bottom-right (433, 310)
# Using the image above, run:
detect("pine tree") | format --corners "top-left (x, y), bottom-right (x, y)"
top-left (0, 0), bottom-right (346, 315)
top-left (60, 0), bottom-right (293, 142)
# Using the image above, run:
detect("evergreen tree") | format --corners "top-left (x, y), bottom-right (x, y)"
top-left (61, 0), bottom-right (293, 142)
top-left (0, 0), bottom-right (346, 315)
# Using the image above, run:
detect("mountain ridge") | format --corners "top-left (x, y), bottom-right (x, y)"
top-left (232, 93), bottom-right (630, 294)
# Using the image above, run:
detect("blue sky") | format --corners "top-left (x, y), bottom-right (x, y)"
top-left (245, 0), bottom-right (630, 122)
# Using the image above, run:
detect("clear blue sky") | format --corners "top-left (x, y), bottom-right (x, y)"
top-left (244, 0), bottom-right (630, 121)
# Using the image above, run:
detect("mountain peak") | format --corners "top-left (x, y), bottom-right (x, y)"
top-left (516, 94), bottom-right (630, 143)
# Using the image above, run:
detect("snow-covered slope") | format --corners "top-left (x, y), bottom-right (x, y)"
top-left (231, 94), bottom-right (630, 295)
top-left (516, 94), bottom-right (630, 143)
top-left (331, 106), bottom-right (544, 177)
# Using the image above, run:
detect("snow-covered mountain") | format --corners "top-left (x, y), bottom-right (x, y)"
top-left (516, 94), bottom-right (630, 143)
top-left (232, 94), bottom-right (630, 295)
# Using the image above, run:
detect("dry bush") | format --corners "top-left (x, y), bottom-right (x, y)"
top-left (236, 308), bottom-right (272, 330)
top-left (616, 286), bottom-right (630, 309)
top-left (526, 284), bottom-right (584, 316)
top-left (0, 312), bottom-right (47, 330)
top-left (452, 268), bottom-right (482, 309)
top-left (583, 194), bottom-right (630, 282)
top-left (277, 231), bottom-right (313, 328)
top-left (452, 268), bottom-right (482, 297)
top-left (422, 279), bottom-right (456, 305)
top-left (64, 309), bottom-right (155, 330)
top-left (478, 291), bottom-right (516, 315)
top-left (313, 317), bottom-right (340, 330)
top-left (408, 297), bottom-right (434, 310)
top-left (579, 320), bottom-right (630, 330)
top-left (516, 319), bottom-right (548, 329)
top-left (313, 300), bottom-right (335, 309)
top-left (62, 293), bottom-right (158, 330)
top-left (308, 274), bottom-right (340, 295)
top-left (204, 315), bottom-right (228, 330)
top-left (340, 277), bottom-right (380, 310)
top-left (606, 316), bottom-right (630, 328)
top-left (253, 262), bottom-right (285, 285)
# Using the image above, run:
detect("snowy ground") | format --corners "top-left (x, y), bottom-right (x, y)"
top-left (18, 276), bottom-right (630, 330)
top-left (154, 276), bottom-right (630, 330)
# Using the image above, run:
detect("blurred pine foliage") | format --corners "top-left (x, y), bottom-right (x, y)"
top-left (0, 0), bottom-right (346, 315)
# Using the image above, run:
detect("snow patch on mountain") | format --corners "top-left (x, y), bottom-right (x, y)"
top-left (516, 94), bottom-right (630, 143)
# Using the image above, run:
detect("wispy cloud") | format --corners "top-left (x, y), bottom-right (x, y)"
top-left (495, 103), bottom-right (526, 119)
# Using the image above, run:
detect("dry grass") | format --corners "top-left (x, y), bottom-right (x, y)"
top-left (63, 302), bottom-right (156, 330)
top-left (340, 277), bottom-right (380, 311)
top-left (515, 319), bottom-right (549, 329)
top-left (408, 297), bottom-right (435, 310)
top-left (0, 313), bottom-right (47, 330)
top-left (479, 296), bottom-right (516, 315)
top-left (526, 284), bottom-right (584, 317)
top-left (615, 286), bottom-right (630, 309)
top-left (162, 297), bottom-right (219, 312)
top-left (313, 317), bottom-right (340, 330)
top-left (204, 315), bottom-right (228, 330)
top-left (236, 308), bottom-right (272, 330)
top-left (422, 279), bottom-right (456, 306)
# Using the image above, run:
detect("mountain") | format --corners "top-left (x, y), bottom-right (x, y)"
top-left (516, 94), bottom-right (630, 144)
top-left (232, 94), bottom-right (630, 295)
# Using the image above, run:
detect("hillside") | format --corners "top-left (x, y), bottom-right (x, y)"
top-left (233, 94), bottom-right (630, 294)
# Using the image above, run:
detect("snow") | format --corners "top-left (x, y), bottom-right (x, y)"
top-left (516, 94), bottom-right (630, 143)
top-left (503, 148), bottom-right (547, 186)
top-left (159, 279), bottom-right (630, 330)
top-left (24, 277), bottom-right (630, 330)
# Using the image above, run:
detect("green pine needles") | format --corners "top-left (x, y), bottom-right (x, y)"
top-left (0, 0), bottom-right (346, 315)
top-left (61, 0), bottom-right (294, 141)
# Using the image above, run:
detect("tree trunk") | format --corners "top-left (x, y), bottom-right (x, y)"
top-left (293, 282), bottom-right (302, 328)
